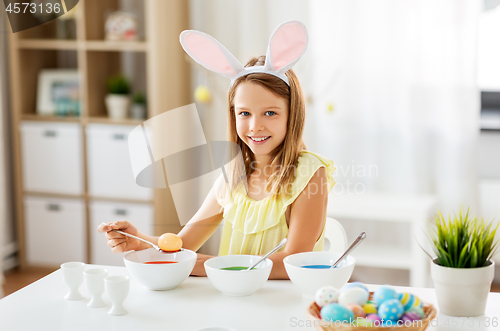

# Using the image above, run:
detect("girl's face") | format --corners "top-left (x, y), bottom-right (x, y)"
top-left (234, 82), bottom-right (289, 160)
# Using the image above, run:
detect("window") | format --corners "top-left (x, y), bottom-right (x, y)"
top-left (478, 0), bottom-right (500, 130)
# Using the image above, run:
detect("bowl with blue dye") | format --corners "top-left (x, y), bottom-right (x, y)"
top-left (283, 252), bottom-right (355, 298)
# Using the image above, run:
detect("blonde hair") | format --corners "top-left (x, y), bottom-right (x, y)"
top-left (227, 56), bottom-right (306, 197)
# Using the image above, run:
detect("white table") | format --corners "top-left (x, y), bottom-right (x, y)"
top-left (1, 265), bottom-right (500, 331)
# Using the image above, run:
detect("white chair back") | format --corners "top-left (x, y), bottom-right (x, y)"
top-left (323, 217), bottom-right (348, 253)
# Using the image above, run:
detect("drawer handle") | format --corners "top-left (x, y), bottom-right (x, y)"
top-left (115, 209), bottom-right (127, 216)
top-left (44, 130), bottom-right (57, 137)
top-left (112, 134), bottom-right (126, 140)
top-left (47, 204), bottom-right (61, 211)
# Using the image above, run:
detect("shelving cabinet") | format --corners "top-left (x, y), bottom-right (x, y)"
top-left (8, 0), bottom-right (190, 268)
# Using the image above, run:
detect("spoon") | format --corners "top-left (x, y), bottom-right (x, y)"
top-left (221, 238), bottom-right (288, 271)
top-left (112, 229), bottom-right (183, 253)
top-left (302, 232), bottom-right (366, 269)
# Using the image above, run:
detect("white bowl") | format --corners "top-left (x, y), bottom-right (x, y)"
top-left (123, 248), bottom-right (196, 290)
top-left (204, 255), bottom-right (273, 296)
top-left (283, 252), bottom-right (355, 298)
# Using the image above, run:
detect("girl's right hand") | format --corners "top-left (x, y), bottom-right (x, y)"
top-left (97, 221), bottom-right (147, 253)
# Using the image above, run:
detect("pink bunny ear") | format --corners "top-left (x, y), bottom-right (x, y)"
top-left (180, 30), bottom-right (244, 79)
top-left (264, 21), bottom-right (308, 74)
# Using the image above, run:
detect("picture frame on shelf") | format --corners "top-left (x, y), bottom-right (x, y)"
top-left (36, 69), bottom-right (80, 117)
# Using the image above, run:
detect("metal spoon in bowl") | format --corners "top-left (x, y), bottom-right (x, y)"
top-left (329, 232), bottom-right (366, 268)
top-left (220, 238), bottom-right (288, 271)
top-left (301, 232), bottom-right (366, 269)
top-left (111, 229), bottom-right (183, 253)
top-left (247, 238), bottom-right (288, 271)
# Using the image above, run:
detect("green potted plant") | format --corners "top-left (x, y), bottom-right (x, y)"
top-left (131, 92), bottom-right (147, 120)
top-left (105, 74), bottom-right (131, 119)
top-left (425, 208), bottom-right (499, 317)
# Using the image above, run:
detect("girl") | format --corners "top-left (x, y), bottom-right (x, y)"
top-left (98, 21), bottom-right (335, 280)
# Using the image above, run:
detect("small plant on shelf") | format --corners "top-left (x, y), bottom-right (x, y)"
top-left (133, 91), bottom-right (146, 104)
top-left (107, 75), bottom-right (130, 95)
top-left (105, 74), bottom-right (131, 119)
top-left (131, 92), bottom-right (147, 120)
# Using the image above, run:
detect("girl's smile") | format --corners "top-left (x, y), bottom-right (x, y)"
top-left (233, 82), bottom-right (288, 161)
top-left (248, 136), bottom-right (271, 144)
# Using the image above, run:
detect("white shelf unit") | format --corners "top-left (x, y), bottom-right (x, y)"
top-left (20, 122), bottom-right (84, 195)
top-left (8, 0), bottom-right (190, 268)
top-left (90, 200), bottom-right (154, 266)
top-left (24, 196), bottom-right (86, 265)
top-left (327, 193), bottom-right (437, 287)
top-left (86, 124), bottom-right (153, 201)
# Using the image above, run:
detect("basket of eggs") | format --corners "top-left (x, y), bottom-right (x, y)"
top-left (307, 282), bottom-right (436, 331)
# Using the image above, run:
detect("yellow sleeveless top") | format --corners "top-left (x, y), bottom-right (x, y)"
top-left (215, 151), bottom-right (336, 256)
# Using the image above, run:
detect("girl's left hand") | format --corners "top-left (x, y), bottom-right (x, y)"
top-left (191, 253), bottom-right (213, 277)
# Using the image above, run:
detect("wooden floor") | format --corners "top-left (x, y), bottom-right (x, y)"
top-left (2, 267), bottom-right (57, 297)
top-left (2, 267), bottom-right (500, 297)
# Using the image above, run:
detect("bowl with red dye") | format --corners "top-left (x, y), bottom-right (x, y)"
top-left (123, 248), bottom-right (196, 290)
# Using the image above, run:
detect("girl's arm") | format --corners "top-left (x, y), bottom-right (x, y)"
top-left (176, 188), bottom-right (224, 276)
top-left (98, 187), bottom-right (224, 276)
top-left (176, 188), bottom-right (224, 252)
top-left (268, 167), bottom-right (329, 280)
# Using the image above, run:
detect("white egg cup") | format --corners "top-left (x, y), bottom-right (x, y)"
top-left (84, 268), bottom-right (108, 308)
top-left (105, 275), bottom-right (129, 316)
top-left (61, 262), bottom-right (85, 301)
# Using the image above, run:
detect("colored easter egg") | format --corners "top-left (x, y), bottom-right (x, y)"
top-left (338, 287), bottom-right (369, 306)
top-left (194, 85), bottom-right (211, 103)
top-left (373, 286), bottom-right (398, 306)
top-left (158, 233), bottom-right (182, 252)
top-left (363, 303), bottom-right (378, 315)
top-left (315, 286), bottom-right (339, 308)
top-left (381, 320), bottom-right (397, 327)
top-left (341, 281), bottom-right (369, 295)
top-left (321, 303), bottom-right (355, 322)
top-left (366, 314), bottom-right (381, 324)
top-left (399, 292), bottom-right (423, 311)
top-left (406, 305), bottom-right (426, 319)
top-left (378, 299), bottom-right (404, 321)
top-left (402, 312), bottom-right (423, 322)
top-left (347, 304), bottom-right (366, 318)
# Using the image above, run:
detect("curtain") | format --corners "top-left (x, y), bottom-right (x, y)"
top-left (306, 0), bottom-right (481, 215)
top-left (187, 0), bottom-right (481, 256)
top-left (188, 0), bottom-right (481, 215)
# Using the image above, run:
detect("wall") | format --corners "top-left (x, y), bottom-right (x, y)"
top-left (1, 8), bottom-right (17, 272)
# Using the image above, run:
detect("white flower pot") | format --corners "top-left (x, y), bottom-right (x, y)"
top-left (130, 103), bottom-right (146, 120)
top-left (431, 259), bottom-right (495, 317)
top-left (105, 94), bottom-right (130, 120)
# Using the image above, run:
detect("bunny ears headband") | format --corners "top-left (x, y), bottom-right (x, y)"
top-left (180, 21), bottom-right (308, 87)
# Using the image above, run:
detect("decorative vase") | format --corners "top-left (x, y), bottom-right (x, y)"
top-left (105, 94), bottom-right (130, 119)
top-left (130, 103), bottom-right (146, 120)
top-left (430, 258), bottom-right (494, 317)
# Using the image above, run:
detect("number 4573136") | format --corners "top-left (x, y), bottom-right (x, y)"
top-left (6, 2), bottom-right (61, 14)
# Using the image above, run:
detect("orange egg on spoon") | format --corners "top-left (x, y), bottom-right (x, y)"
top-left (158, 233), bottom-right (183, 252)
